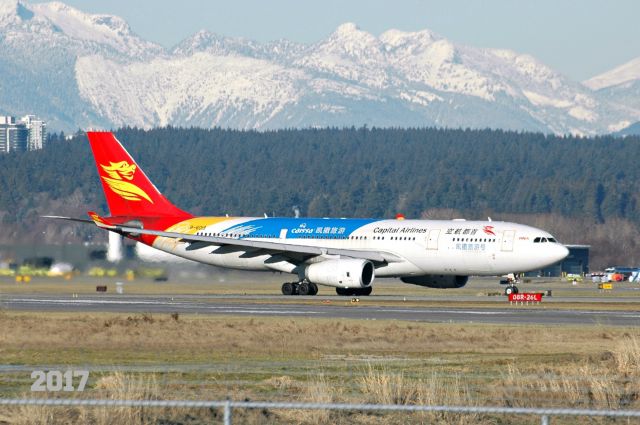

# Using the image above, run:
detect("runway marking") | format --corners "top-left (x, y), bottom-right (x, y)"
top-left (3, 296), bottom-right (639, 325)
top-left (6, 298), bottom-right (182, 305)
top-left (372, 308), bottom-right (514, 315)
top-left (4, 298), bottom-right (639, 317)
top-left (2, 298), bottom-right (319, 315)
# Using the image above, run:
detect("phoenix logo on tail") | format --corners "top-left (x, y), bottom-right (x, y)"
top-left (100, 161), bottom-right (153, 203)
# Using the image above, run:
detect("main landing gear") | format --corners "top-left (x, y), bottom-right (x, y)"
top-left (281, 281), bottom-right (318, 296)
top-left (280, 282), bottom-right (373, 296)
top-left (336, 287), bottom-right (372, 296)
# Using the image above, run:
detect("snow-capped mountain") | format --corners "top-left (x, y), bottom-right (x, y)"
top-left (0, 0), bottom-right (638, 134)
top-left (584, 57), bottom-right (640, 132)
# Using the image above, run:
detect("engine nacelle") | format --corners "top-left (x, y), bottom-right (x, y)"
top-left (401, 275), bottom-right (469, 288)
top-left (305, 259), bottom-right (375, 288)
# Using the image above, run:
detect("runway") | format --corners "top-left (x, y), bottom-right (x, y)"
top-left (2, 294), bottom-right (639, 326)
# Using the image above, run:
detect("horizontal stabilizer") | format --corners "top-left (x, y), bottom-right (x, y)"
top-left (41, 215), bottom-right (94, 224)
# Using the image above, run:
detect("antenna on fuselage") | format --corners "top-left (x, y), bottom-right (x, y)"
top-left (488, 217), bottom-right (492, 222)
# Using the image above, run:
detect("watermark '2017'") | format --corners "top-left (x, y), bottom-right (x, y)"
top-left (30, 370), bottom-right (89, 392)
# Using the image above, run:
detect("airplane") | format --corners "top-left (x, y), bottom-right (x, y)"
top-left (47, 132), bottom-right (569, 296)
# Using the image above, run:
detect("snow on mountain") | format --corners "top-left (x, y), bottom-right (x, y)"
top-left (0, 1), bottom-right (638, 134)
top-left (76, 52), bottom-right (309, 128)
top-left (0, 0), bottom-right (161, 58)
top-left (30, 1), bottom-right (161, 57)
top-left (583, 57), bottom-right (640, 129)
top-left (584, 57), bottom-right (640, 91)
top-left (615, 120), bottom-right (640, 136)
top-left (294, 23), bottom-right (390, 89)
top-left (172, 30), bottom-right (261, 58)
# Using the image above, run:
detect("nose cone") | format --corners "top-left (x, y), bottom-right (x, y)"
top-left (554, 244), bottom-right (570, 263)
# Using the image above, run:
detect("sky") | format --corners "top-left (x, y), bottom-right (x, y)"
top-left (30, 0), bottom-right (640, 81)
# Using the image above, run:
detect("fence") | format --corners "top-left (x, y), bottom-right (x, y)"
top-left (2, 398), bottom-right (640, 424)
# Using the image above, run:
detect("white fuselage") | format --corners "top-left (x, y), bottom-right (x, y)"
top-left (148, 217), bottom-right (569, 278)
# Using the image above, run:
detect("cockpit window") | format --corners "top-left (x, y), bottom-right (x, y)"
top-left (534, 236), bottom-right (557, 243)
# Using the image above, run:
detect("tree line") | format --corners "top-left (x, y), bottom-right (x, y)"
top-left (1, 126), bottom-right (639, 258)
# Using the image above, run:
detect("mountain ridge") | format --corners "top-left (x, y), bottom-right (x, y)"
top-left (0, 1), bottom-right (638, 134)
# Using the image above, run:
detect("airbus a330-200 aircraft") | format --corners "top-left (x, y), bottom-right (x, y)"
top-left (48, 132), bottom-right (569, 296)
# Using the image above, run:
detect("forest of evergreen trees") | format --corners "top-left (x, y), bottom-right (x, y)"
top-left (1, 126), bottom-right (640, 248)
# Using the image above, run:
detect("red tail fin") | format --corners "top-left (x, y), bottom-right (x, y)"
top-left (87, 132), bottom-right (191, 218)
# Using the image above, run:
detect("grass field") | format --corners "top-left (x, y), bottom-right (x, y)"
top-left (0, 308), bottom-right (639, 424)
top-left (1, 274), bottom-right (639, 423)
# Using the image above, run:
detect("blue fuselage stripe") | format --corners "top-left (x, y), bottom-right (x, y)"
top-left (221, 218), bottom-right (380, 238)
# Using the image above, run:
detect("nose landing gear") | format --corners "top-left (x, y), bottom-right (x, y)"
top-left (501, 273), bottom-right (521, 296)
top-left (504, 285), bottom-right (519, 295)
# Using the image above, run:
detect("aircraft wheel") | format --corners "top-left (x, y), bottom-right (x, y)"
top-left (298, 282), bottom-right (311, 296)
top-left (309, 282), bottom-right (318, 295)
top-left (336, 287), bottom-right (350, 296)
top-left (505, 286), bottom-right (519, 296)
top-left (359, 286), bottom-right (372, 296)
top-left (282, 282), bottom-right (294, 296)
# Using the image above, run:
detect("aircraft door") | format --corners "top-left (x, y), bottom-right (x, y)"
top-left (279, 229), bottom-right (288, 239)
top-left (427, 229), bottom-right (440, 250)
top-left (501, 230), bottom-right (515, 252)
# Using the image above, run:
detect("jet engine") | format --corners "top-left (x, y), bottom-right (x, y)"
top-left (401, 275), bottom-right (468, 288)
top-left (304, 259), bottom-right (374, 288)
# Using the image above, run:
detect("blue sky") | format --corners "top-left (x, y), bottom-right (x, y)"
top-left (31, 0), bottom-right (640, 81)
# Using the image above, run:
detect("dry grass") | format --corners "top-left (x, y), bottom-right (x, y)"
top-left (1, 312), bottom-right (636, 366)
top-left (295, 374), bottom-right (337, 424)
top-left (92, 372), bottom-right (161, 425)
top-left (357, 364), bottom-right (480, 425)
top-left (1, 312), bottom-right (639, 424)
top-left (497, 335), bottom-right (640, 411)
top-left (0, 372), bottom-right (170, 425)
top-left (359, 363), bottom-right (418, 405)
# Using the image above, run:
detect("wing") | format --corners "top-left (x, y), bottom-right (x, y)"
top-left (44, 214), bottom-right (404, 264)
